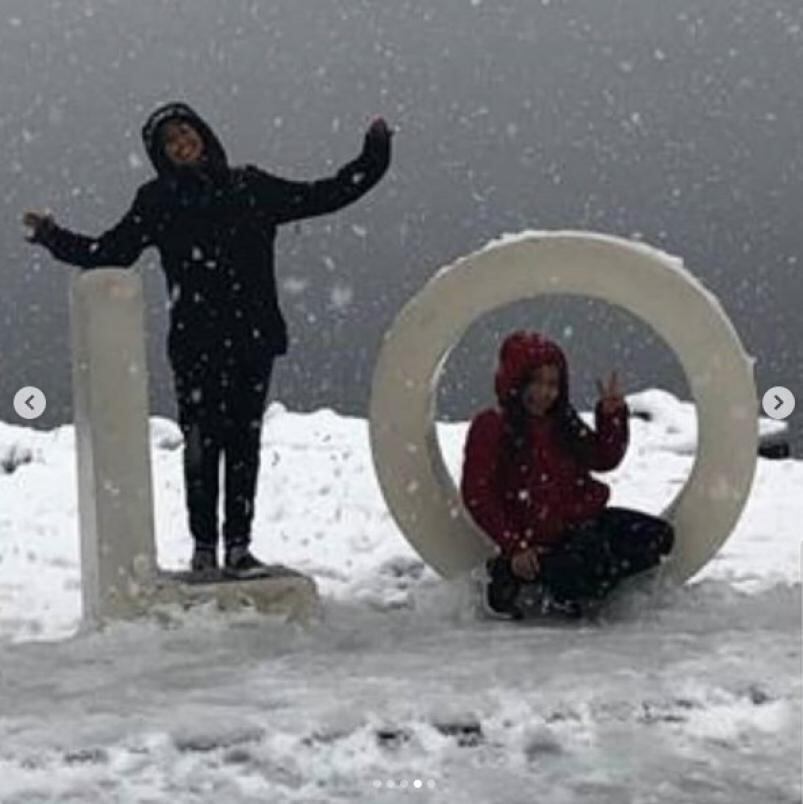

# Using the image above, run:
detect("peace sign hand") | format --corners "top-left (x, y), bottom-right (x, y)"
top-left (596, 371), bottom-right (626, 416)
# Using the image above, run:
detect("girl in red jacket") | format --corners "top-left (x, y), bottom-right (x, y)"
top-left (461, 331), bottom-right (674, 618)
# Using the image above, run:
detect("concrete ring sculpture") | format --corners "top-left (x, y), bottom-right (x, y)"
top-left (369, 231), bottom-right (757, 585)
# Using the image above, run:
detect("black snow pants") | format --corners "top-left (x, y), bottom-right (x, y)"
top-left (173, 355), bottom-right (275, 551)
top-left (488, 507), bottom-right (675, 612)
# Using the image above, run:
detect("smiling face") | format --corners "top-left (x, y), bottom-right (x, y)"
top-left (161, 120), bottom-right (205, 166)
top-left (522, 363), bottom-right (561, 417)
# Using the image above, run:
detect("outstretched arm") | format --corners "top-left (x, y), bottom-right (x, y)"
top-left (252, 118), bottom-right (392, 225)
top-left (23, 187), bottom-right (155, 269)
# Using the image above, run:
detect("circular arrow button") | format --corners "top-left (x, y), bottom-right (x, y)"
top-left (14, 386), bottom-right (47, 420)
top-left (762, 386), bottom-right (795, 420)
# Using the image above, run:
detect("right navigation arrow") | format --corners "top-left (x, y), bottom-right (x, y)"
top-left (762, 386), bottom-right (795, 420)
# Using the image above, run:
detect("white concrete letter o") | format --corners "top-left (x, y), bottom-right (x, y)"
top-left (369, 232), bottom-right (757, 585)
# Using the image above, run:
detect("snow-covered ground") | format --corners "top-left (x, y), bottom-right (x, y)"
top-left (0, 390), bottom-right (799, 803)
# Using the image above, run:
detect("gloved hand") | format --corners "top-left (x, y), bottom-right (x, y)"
top-left (363, 116), bottom-right (393, 151)
top-left (22, 211), bottom-right (56, 244)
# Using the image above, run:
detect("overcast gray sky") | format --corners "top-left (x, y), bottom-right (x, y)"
top-left (2, 0), bottom-right (801, 449)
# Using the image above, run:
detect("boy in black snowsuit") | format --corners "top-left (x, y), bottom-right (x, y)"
top-left (24, 101), bottom-right (392, 577)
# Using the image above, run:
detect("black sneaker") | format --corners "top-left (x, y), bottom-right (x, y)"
top-left (190, 545), bottom-right (218, 574)
top-left (224, 545), bottom-right (269, 579)
top-left (484, 557), bottom-right (524, 620)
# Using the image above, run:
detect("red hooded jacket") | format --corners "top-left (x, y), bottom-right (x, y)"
top-left (460, 332), bottom-right (629, 557)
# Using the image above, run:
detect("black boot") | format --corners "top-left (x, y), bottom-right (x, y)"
top-left (485, 557), bottom-right (525, 619)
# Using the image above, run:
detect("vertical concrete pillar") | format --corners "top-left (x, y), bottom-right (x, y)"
top-left (69, 269), bottom-right (156, 624)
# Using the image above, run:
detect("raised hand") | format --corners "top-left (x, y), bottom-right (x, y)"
top-left (365, 116), bottom-right (393, 141)
top-left (22, 211), bottom-right (55, 242)
top-left (596, 370), bottom-right (626, 416)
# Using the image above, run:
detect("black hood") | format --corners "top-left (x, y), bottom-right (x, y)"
top-left (141, 102), bottom-right (229, 178)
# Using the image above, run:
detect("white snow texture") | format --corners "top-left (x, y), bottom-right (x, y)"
top-left (0, 391), bottom-right (799, 803)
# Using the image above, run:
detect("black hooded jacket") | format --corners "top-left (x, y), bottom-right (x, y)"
top-left (33, 102), bottom-right (391, 371)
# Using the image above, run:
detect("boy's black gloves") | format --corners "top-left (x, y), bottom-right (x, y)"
top-left (23, 212), bottom-right (56, 245)
top-left (363, 117), bottom-right (393, 153)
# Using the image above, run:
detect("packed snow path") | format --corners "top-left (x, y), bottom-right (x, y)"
top-left (0, 391), bottom-right (799, 802)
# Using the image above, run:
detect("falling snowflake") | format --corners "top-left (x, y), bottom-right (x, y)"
top-left (283, 276), bottom-right (309, 295)
top-left (330, 283), bottom-right (354, 311)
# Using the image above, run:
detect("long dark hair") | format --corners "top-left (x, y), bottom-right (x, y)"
top-left (501, 375), bottom-right (589, 467)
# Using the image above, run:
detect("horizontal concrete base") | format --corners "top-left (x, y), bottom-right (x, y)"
top-left (133, 566), bottom-right (320, 624)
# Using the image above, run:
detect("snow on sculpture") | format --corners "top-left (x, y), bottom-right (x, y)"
top-left (369, 231), bottom-right (758, 584)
